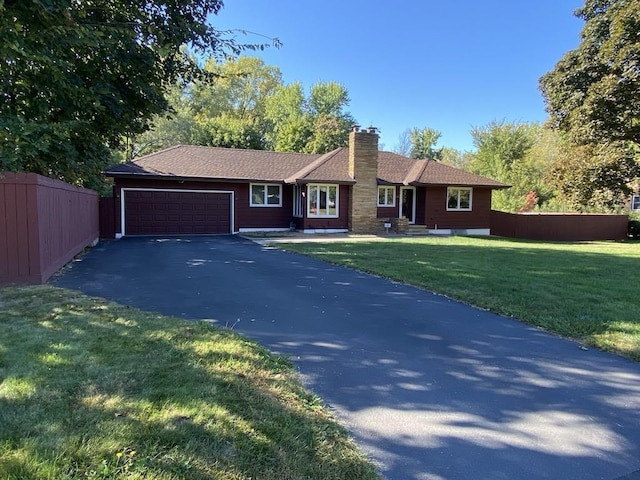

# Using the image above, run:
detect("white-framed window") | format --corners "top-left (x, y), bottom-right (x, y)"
top-left (307, 184), bottom-right (338, 218)
top-left (632, 194), bottom-right (640, 211)
top-left (447, 187), bottom-right (472, 211)
top-left (250, 183), bottom-right (282, 207)
top-left (293, 184), bottom-right (303, 217)
top-left (377, 186), bottom-right (396, 207)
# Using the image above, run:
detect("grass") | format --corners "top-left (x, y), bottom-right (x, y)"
top-left (277, 236), bottom-right (640, 361)
top-left (0, 286), bottom-right (379, 480)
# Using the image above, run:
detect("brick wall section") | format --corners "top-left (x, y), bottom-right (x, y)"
top-left (348, 130), bottom-right (379, 233)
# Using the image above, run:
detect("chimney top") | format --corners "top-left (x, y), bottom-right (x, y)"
top-left (352, 124), bottom-right (361, 132)
top-left (366, 126), bottom-right (378, 134)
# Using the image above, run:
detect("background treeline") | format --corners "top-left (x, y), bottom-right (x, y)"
top-left (2, 0), bottom-right (638, 214)
top-left (133, 56), bottom-right (595, 214)
top-left (128, 57), bottom-right (355, 158)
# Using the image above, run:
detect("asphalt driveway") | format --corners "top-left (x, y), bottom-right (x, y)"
top-left (53, 235), bottom-right (640, 480)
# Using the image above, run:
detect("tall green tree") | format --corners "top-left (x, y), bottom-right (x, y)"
top-left (124, 83), bottom-right (201, 159)
top-left (409, 127), bottom-right (442, 160)
top-left (469, 121), bottom-right (560, 212)
top-left (191, 57), bottom-right (282, 123)
top-left (135, 57), bottom-right (282, 155)
top-left (264, 80), bottom-right (354, 153)
top-left (547, 141), bottom-right (640, 212)
top-left (136, 68), bottom-right (355, 155)
top-left (539, 0), bottom-right (640, 210)
top-left (303, 81), bottom-right (354, 153)
top-left (0, 0), bottom-right (274, 189)
top-left (469, 121), bottom-right (534, 179)
top-left (264, 83), bottom-right (310, 152)
top-left (393, 127), bottom-right (443, 159)
top-left (440, 147), bottom-right (474, 170)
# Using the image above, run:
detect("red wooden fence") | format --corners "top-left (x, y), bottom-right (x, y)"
top-left (490, 210), bottom-right (628, 241)
top-left (0, 172), bottom-right (99, 285)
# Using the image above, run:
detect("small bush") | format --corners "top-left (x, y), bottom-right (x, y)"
top-left (629, 220), bottom-right (640, 239)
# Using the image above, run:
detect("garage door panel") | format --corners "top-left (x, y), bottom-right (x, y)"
top-left (124, 190), bottom-right (232, 236)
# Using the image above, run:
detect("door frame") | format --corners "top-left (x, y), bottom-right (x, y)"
top-left (120, 187), bottom-right (235, 237)
top-left (399, 186), bottom-right (416, 224)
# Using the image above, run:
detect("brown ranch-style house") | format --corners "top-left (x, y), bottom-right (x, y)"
top-left (105, 127), bottom-right (508, 237)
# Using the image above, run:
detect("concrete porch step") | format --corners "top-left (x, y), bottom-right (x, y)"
top-left (406, 224), bottom-right (428, 235)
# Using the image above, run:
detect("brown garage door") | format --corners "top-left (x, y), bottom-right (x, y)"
top-left (124, 190), bottom-right (232, 235)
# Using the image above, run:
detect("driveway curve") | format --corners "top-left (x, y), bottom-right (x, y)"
top-left (53, 235), bottom-right (640, 480)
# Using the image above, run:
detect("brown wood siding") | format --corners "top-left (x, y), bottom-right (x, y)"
top-left (377, 205), bottom-right (397, 218)
top-left (238, 184), bottom-right (295, 229)
top-left (377, 186), bottom-right (399, 219)
top-left (114, 178), bottom-right (295, 234)
top-left (99, 197), bottom-right (116, 239)
top-left (376, 187), bottom-right (426, 224)
top-left (1, 172), bottom-right (99, 285)
top-left (425, 187), bottom-right (492, 229)
top-left (302, 184), bottom-right (350, 230)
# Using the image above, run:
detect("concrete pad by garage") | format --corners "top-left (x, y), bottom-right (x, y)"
top-left (53, 236), bottom-right (640, 480)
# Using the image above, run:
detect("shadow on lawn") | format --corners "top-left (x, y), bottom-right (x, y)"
top-left (0, 288), bottom-right (376, 479)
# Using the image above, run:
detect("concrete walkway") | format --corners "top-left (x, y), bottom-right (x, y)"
top-left (53, 235), bottom-right (640, 480)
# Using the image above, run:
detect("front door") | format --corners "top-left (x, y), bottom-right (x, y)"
top-left (400, 187), bottom-right (416, 224)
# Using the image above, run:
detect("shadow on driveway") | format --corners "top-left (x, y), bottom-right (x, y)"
top-left (53, 236), bottom-right (640, 480)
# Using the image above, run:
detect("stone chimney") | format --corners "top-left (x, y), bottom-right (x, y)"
top-left (349, 125), bottom-right (379, 233)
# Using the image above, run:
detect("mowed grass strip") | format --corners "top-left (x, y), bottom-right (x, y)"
top-left (0, 286), bottom-right (379, 480)
top-left (278, 236), bottom-right (640, 361)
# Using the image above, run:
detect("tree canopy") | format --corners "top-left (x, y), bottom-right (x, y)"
top-left (469, 121), bottom-right (561, 212)
top-left (266, 81), bottom-right (355, 154)
top-left (0, 0), bottom-right (275, 189)
top-left (392, 120), bottom-right (566, 212)
top-left (135, 61), bottom-right (356, 156)
top-left (393, 127), bottom-right (443, 159)
top-left (539, 0), bottom-right (640, 211)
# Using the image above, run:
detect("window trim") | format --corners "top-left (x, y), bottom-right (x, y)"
top-left (307, 184), bottom-right (339, 218)
top-left (446, 187), bottom-right (473, 211)
top-left (250, 183), bottom-right (282, 207)
top-left (632, 194), bottom-right (640, 211)
top-left (377, 186), bottom-right (396, 207)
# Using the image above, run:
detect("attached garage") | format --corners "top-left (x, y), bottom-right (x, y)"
top-left (122, 189), bottom-right (234, 236)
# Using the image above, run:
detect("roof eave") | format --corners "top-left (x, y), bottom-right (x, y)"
top-left (413, 181), bottom-right (510, 189)
top-left (286, 178), bottom-right (356, 185)
top-left (107, 172), bottom-right (286, 184)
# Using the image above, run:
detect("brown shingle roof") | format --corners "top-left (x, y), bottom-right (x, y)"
top-left (107, 145), bottom-right (319, 182)
top-left (375, 152), bottom-right (418, 184)
top-left (412, 160), bottom-right (508, 188)
top-left (106, 145), bottom-right (508, 188)
top-left (373, 152), bottom-right (507, 187)
top-left (284, 148), bottom-right (354, 184)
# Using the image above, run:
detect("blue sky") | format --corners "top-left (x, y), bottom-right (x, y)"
top-left (212, 1), bottom-right (585, 152)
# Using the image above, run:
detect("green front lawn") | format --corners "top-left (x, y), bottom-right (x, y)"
top-left (0, 286), bottom-right (379, 480)
top-left (278, 236), bottom-right (640, 361)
